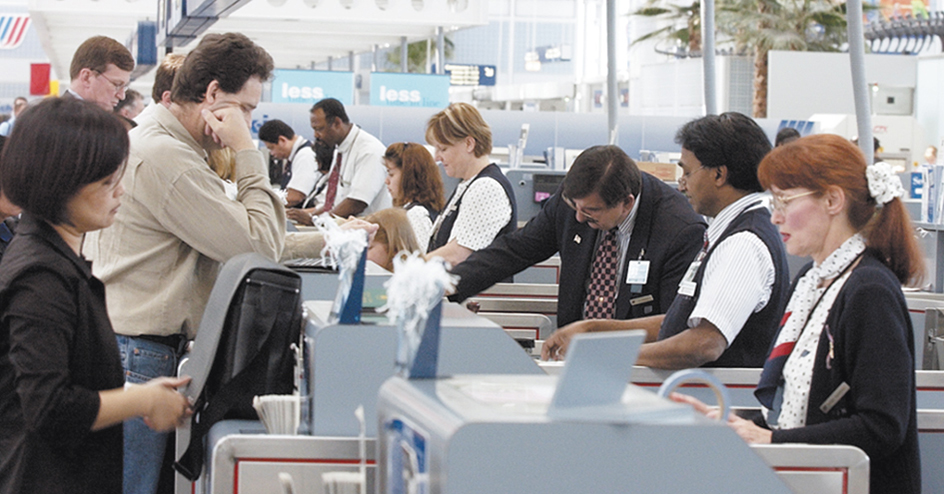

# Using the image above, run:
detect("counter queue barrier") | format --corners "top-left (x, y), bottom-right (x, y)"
top-left (538, 363), bottom-right (944, 494)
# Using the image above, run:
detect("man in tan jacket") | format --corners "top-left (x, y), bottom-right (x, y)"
top-left (84, 33), bottom-right (283, 494)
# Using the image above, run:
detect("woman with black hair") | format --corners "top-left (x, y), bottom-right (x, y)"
top-left (0, 98), bottom-right (191, 494)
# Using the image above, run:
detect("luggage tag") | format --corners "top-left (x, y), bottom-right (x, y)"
top-left (677, 260), bottom-right (701, 297)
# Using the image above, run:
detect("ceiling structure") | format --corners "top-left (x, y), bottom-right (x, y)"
top-left (27, 0), bottom-right (487, 91)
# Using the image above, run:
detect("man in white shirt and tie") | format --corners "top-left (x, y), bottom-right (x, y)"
top-left (286, 98), bottom-right (390, 224)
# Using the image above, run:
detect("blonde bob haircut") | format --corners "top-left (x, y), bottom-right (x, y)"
top-left (365, 208), bottom-right (421, 271)
top-left (425, 102), bottom-right (492, 158)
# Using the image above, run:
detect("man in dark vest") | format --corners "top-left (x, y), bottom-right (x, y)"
top-left (543, 112), bottom-right (789, 368)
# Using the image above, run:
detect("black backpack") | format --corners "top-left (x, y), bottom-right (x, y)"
top-left (174, 253), bottom-right (303, 481)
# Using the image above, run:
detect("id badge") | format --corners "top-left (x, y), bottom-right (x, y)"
top-left (677, 260), bottom-right (701, 297)
top-left (625, 260), bottom-right (650, 285)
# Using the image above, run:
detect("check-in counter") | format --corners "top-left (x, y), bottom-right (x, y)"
top-left (179, 300), bottom-right (541, 494)
top-left (292, 261), bottom-right (391, 304)
top-left (512, 256), bottom-right (561, 284)
top-left (470, 288), bottom-right (944, 371)
top-left (913, 222), bottom-right (944, 293)
top-left (469, 282), bottom-right (559, 328)
top-left (540, 364), bottom-right (944, 494)
top-left (906, 291), bottom-right (944, 369)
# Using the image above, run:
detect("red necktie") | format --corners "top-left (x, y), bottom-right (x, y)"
top-left (323, 152), bottom-right (342, 211)
top-left (584, 228), bottom-right (619, 319)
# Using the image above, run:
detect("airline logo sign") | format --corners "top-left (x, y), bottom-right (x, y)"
top-left (0, 15), bottom-right (30, 50)
top-left (370, 72), bottom-right (449, 108)
top-left (271, 69), bottom-right (353, 105)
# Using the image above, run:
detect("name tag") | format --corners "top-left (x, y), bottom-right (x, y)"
top-left (819, 382), bottom-right (851, 414)
top-left (677, 260), bottom-right (701, 297)
top-left (626, 260), bottom-right (650, 285)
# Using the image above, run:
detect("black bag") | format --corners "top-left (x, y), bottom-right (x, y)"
top-left (173, 253), bottom-right (303, 481)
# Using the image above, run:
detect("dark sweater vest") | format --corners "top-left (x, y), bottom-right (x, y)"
top-left (428, 163), bottom-right (517, 252)
top-left (658, 205), bottom-right (789, 367)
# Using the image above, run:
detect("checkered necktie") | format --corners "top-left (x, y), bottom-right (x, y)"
top-left (584, 228), bottom-right (619, 319)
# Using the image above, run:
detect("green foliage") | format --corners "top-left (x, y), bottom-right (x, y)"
top-left (630, 0), bottom-right (861, 55)
top-left (717, 0), bottom-right (850, 53)
top-left (630, 1), bottom-right (701, 53)
top-left (384, 37), bottom-right (455, 73)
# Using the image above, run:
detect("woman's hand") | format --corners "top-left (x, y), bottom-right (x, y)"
top-left (140, 376), bottom-right (193, 432)
top-left (727, 413), bottom-right (773, 444)
top-left (670, 392), bottom-right (772, 443)
top-left (668, 392), bottom-right (721, 419)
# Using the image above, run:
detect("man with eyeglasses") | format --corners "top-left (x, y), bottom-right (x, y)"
top-left (544, 113), bottom-right (790, 369)
top-left (450, 145), bottom-right (706, 342)
top-left (64, 36), bottom-right (134, 111)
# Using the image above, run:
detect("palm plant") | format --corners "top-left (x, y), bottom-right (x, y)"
top-left (632, 0), bottom-right (854, 117)
top-left (719, 0), bottom-right (849, 117)
top-left (385, 38), bottom-right (455, 73)
top-left (631, 1), bottom-right (702, 56)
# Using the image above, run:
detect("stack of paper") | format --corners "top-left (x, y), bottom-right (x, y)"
top-left (252, 394), bottom-right (300, 435)
top-left (321, 471), bottom-right (364, 494)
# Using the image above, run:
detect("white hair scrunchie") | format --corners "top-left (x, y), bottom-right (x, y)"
top-left (865, 161), bottom-right (904, 205)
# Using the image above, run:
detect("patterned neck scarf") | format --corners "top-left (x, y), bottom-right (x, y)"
top-left (756, 234), bottom-right (866, 428)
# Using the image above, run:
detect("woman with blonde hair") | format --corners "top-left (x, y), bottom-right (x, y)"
top-left (425, 103), bottom-right (516, 266)
top-left (364, 208), bottom-right (421, 271)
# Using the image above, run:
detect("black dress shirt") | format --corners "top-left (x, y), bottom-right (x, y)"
top-left (0, 213), bottom-right (124, 494)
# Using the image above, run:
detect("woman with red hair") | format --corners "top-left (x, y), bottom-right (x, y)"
top-left (676, 133), bottom-right (922, 494)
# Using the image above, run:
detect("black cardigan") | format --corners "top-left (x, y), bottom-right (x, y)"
top-left (756, 253), bottom-right (920, 494)
top-left (0, 214), bottom-right (125, 494)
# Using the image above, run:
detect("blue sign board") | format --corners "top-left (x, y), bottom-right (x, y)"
top-left (271, 69), bottom-right (353, 105)
top-left (369, 72), bottom-right (450, 108)
top-left (437, 64), bottom-right (497, 86)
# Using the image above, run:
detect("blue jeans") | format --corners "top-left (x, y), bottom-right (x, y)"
top-left (117, 335), bottom-right (178, 494)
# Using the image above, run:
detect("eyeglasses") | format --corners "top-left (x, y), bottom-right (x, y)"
top-left (678, 165), bottom-right (706, 185)
top-left (563, 195), bottom-right (610, 222)
top-left (95, 71), bottom-right (130, 94)
top-left (771, 190), bottom-right (817, 213)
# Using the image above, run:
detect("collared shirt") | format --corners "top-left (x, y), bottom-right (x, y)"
top-left (431, 172), bottom-right (513, 251)
top-left (404, 203), bottom-right (434, 253)
top-left (609, 190), bottom-right (641, 278)
top-left (313, 125), bottom-right (391, 215)
top-left (284, 137), bottom-right (320, 198)
top-left (0, 115), bottom-right (15, 137)
top-left (688, 192), bottom-right (776, 343)
top-left (83, 104), bottom-right (285, 339)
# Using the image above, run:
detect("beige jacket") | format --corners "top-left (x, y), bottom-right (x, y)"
top-left (84, 105), bottom-right (285, 339)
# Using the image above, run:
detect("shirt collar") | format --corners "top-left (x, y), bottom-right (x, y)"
top-left (17, 213), bottom-right (94, 280)
top-left (288, 136), bottom-right (309, 162)
top-left (705, 191), bottom-right (766, 248)
top-left (148, 104), bottom-right (207, 160)
top-left (615, 190), bottom-right (641, 237)
top-left (337, 125), bottom-right (360, 155)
